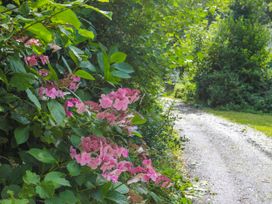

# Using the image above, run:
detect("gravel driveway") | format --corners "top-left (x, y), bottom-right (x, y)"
top-left (174, 103), bottom-right (272, 204)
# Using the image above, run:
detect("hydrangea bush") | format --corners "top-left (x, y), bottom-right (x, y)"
top-left (0, 1), bottom-right (190, 203)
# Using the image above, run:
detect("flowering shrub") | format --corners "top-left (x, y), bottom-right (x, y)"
top-left (0, 1), bottom-right (188, 203)
top-left (70, 136), bottom-right (171, 187)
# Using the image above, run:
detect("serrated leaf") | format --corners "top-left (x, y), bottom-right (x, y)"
top-left (14, 126), bottom-right (30, 145)
top-left (44, 171), bottom-right (70, 188)
top-left (23, 170), bottom-right (40, 185)
top-left (28, 148), bottom-right (57, 164)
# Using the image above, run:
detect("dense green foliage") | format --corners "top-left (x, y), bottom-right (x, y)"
top-left (0, 0), bottom-right (191, 203)
top-left (175, 0), bottom-right (272, 113)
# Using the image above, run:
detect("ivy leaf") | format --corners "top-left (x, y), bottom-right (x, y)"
top-left (74, 70), bottom-right (95, 80)
top-left (14, 126), bottom-right (30, 145)
top-left (110, 52), bottom-right (127, 64)
top-left (23, 170), bottom-right (40, 185)
top-left (28, 148), bottom-right (57, 164)
top-left (26, 23), bottom-right (52, 43)
top-left (47, 101), bottom-right (66, 125)
top-left (26, 89), bottom-right (41, 110)
top-left (66, 161), bottom-right (80, 176)
top-left (44, 171), bottom-right (71, 188)
top-left (51, 9), bottom-right (81, 29)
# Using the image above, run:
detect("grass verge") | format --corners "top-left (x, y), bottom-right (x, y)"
top-left (206, 109), bottom-right (272, 137)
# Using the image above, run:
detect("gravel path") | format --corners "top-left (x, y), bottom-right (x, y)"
top-left (174, 103), bottom-right (272, 204)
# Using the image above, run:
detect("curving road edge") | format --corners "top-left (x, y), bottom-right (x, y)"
top-left (174, 103), bottom-right (272, 204)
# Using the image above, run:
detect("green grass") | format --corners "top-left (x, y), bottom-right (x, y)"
top-left (206, 109), bottom-right (272, 137)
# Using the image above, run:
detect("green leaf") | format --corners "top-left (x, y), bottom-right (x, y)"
top-left (28, 148), bottom-right (57, 164)
top-left (7, 56), bottom-right (26, 73)
top-left (44, 171), bottom-right (70, 188)
top-left (10, 73), bottom-right (35, 91)
top-left (66, 161), bottom-right (80, 176)
top-left (68, 46), bottom-right (83, 64)
top-left (74, 70), bottom-right (95, 80)
top-left (59, 190), bottom-right (77, 204)
top-left (81, 4), bottom-right (112, 20)
top-left (106, 191), bottom-right (129, 204)
top-left (149, 191), bottom-right (162, 203)
top-left (1, 185), bottom-right (21, 198)
top-left (26, 89), bottom-right (41, 110)
top-left (112, 63), bottom-right (134, 73)
top-left (51, 9), bottom-right (81, 29)
top-left (14, 126), bottom-right (30, 145)
top-left (113, 183), bottom-right (129, 194)
top-left (78, 29), bottom-right (94, 39)
top-left (0, 69), bottom-right (8, 84)
top-left (110, 52), bottom-right (127, 64)
top-left (35, 181), bottom-right (55, 199)
top-left (47, 101), bottom-right (66, 125)
top-left (97, 52), bottom-right (110, 80)
top-left (26, 23), bottom-right (52, 43)
top-left (131, 112), bottom-right (146, 125)
top-left (0, 199), bottom-right (29, 204)
top-left (23, 170), bottom-right (40, 185)
top-left (79, 61), bottom-right (96, 72)
top-left (111, 71), bottom-right (130, 79)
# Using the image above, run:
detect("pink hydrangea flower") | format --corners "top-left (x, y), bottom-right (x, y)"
top-left (100, 94), bottom-right (113, 109)
top-left (39, 84), bottom-right (65, 100)
top-left (38, 69), bottom-right (49, 77)
top-left (70, 136), bottom-right (171, 186)
top-left (64, 98), bottom-right (82, 117)
top-left (113, 98), bottom-right (129, 111)
top-left (25, 38), bottom-right (41, 46)
top-left (24, 55), bottom-right (38, 66)
top-left (84, 101), bottom-right (101, 112)
top-left (39, 55), bottom-right (49, 65)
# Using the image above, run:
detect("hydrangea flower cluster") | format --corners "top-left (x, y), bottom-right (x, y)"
top-left (39, 82), bottom-right (65, 100)
top-left (24, 54), bottom-right (49, 66)
top-left (70, 136), bottom-right (172, 188)
top-left (39, 75), bottom-right (81, 100)
top-left (64, 88), bottom-right (140, 135)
